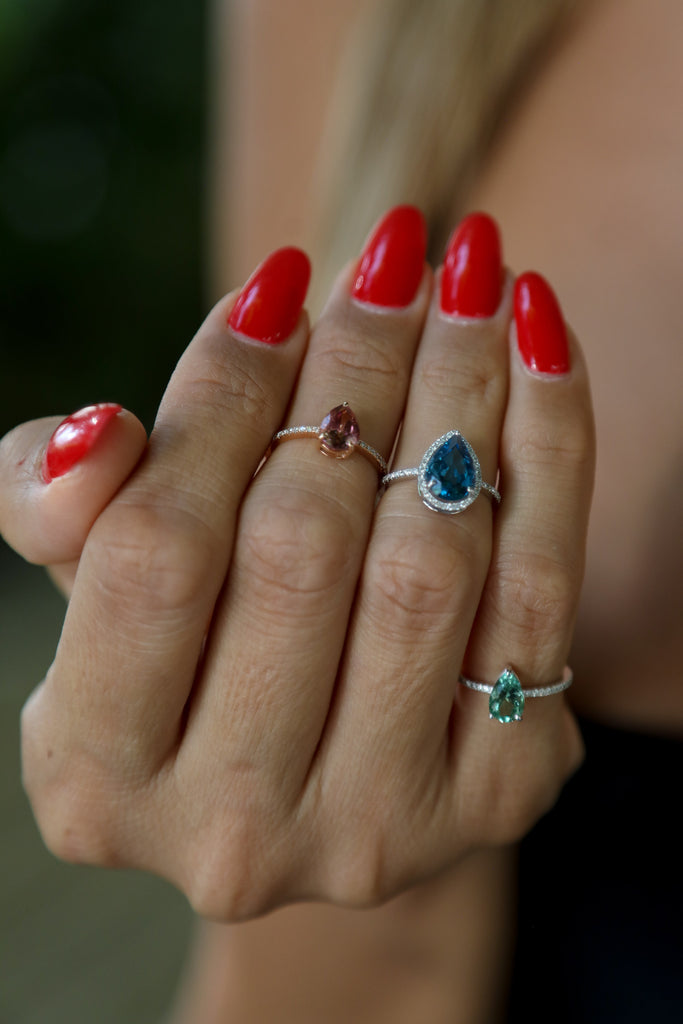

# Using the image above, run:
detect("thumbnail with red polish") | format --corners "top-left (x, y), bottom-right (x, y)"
top-left (43, 403), bottom-right (122, 483)
top-left (352, 205), bottom-right (427, 308)
top-left (228, 246), bottom-right (311, 345)
top-left (441, 212), bottom-right (502, 317)
top-left (514, 271), bottom-right (570, 375)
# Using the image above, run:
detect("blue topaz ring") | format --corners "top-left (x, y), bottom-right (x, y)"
top-left (381, 430), bottom-right (500, 514)
top-left (458, 666), bottom-right (573, 724)
top-left (269, 403), bottom-right (387, 476)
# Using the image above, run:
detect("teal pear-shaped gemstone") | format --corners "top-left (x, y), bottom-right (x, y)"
top-left (489, 668), bottom-right (525, 723)
top-left (424, 434), bottom-right (477, 502)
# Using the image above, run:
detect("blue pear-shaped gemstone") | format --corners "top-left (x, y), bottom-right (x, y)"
top-left (489, 668), bottom-right (525, 723)
top-left (424, 434), bottom-right (477, 502)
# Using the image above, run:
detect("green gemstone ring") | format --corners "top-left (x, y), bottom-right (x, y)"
top-left (458, 666), bottom-right (573, 724)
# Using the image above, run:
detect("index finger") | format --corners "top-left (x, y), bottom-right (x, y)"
top-left (22, 249), bottom-right (311, 791)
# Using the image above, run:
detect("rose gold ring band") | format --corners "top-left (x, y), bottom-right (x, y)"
top-left (268, 403), bottom-right (387, 476)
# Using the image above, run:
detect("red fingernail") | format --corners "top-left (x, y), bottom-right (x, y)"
top-left (440, 212), bottom-right (502, 317)
top-left (228, 246), bottom-right (311, 344)
top-left (42, 403), bottom-right (122, 483)
top-left (514, 272), bottom-right (570, 375)
top-left (352, 205), bottom-right (427, 308)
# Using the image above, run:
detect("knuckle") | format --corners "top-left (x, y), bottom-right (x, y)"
top-left (318, 781), bottom-right (437, 910)
top-left (324, 811), bottom-right (430, 909)
top-left (508, 417), bottom-right (595, 474)
top-left (0, 428), bottom-right (15, 492)
top-left (88, 501), bottom-right (218, 617)
top-left (182, 333), bottom-right (274, 423)
top-left (239, 494), bottom-right (353, 610)
top-left (0, 427), bottom-right (35, 548)
top-left (0, 421), bottom-right (27, 469)
top-left (22, 731), bottom-right (122, 867)
top-left (491, 552), bottom-right (579, 644)
top-left (326, 827), bottom-right (395, 909)
top-left (366, 527), bottom-right (486, 638)
top-left (419, 346), bottom-right (500, 408)
top-left (35, 789), bottom-right (118, 866)
top-left (313, 327), bottom-right (407, 396)
top-left (184, 819), bottom-right (284, 922)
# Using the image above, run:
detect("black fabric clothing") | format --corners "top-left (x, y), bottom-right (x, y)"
top-left (507, 719), bottom-right (682, 1023)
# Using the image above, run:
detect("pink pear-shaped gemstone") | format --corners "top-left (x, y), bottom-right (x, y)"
top-left (318, 403), bottom-right (360, 458)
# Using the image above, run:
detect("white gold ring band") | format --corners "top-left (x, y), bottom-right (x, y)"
top-left (458, 666), bottom-right (573, 723)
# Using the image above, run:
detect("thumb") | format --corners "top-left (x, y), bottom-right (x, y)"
top-left (0, 403), bottom-right (147, 567)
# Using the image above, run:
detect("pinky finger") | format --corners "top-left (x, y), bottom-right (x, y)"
top-left (472, 272), bottom-right (595, 683)
top-left (454, 273), bottom-right (594, 835)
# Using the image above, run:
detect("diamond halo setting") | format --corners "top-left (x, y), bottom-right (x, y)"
top-left (381, 429), bottom-right (500, 513)
top-left (418, 430), bottom-right (483, 514)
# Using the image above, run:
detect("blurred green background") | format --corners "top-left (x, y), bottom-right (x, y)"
top-left (1, 0), bottom-right (207, 1019)
top-left (0, 0), bottom-right (205, 436)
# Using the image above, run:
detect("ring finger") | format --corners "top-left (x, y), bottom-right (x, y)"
top-left (326, 213), bottom-right (511, 780)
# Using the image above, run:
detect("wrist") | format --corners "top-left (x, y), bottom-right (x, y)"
top-left (168, 847), bottom-right (516, 1024)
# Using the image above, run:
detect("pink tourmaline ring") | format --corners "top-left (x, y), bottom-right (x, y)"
top-left (268, 403), bottom-right (387, 476)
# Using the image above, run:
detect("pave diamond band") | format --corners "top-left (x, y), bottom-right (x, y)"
top-left (382, 466), bottom-right (500, 499)
top-left (458, 666), bottom-right (574, 723)
top-left (381, 430), bottom-right (500, 514)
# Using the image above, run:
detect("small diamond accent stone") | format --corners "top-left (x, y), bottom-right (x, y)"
top-left (489, 668), bottom-right (525, 723)
top-left (425, 434), bottom-right (477, 502)
top-left (318, 404), bottom-right (360, 458)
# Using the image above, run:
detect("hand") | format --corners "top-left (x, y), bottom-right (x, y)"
top-left (5, 208), bottom-right (594, 919)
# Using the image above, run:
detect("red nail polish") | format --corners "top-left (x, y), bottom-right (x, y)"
top-left (514, 272), bottom-right (570, 375)
top-left (42, 403), bottom-right (122, 483)
top-left (352, 205), bottom-right (427, 308)
top-left (441, 212), bottom-right (502, 317)
top-left (228, 247), bottom-right (311, 344)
